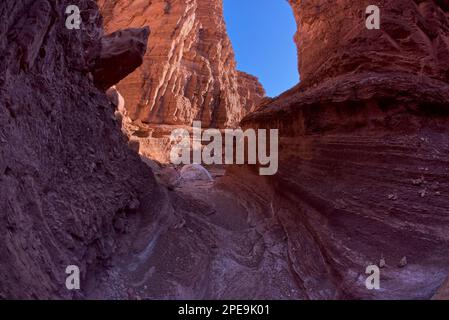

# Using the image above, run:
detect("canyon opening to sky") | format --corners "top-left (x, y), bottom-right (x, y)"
top-left (1, 0), bottom-right (449, 305)
top-left (223, 0), bottom-right (299, 97)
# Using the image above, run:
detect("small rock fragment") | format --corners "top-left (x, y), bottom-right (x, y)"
top-left (431, 182), bottom-right (440, 191)
top-left (388, 194), bottom-right (398, 201)
top-left (379, 257), bottom-right (386, 268)
top-left (412, 177), bottom-right (425, 186)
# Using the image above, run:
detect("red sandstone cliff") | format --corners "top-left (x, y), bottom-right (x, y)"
top-left (289, 0), bottom-right (449, 86)
top-left (98, 0), bottom-right (265, 128)
top-left (238, 0), bottom-right (449, 299)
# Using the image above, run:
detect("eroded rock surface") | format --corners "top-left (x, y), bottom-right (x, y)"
top-left (3, 0), bottom-right (449, 301)
top-left (0, 0), bottom-right (165, 299)
top-left (98, 0), bottom-right (265, 128)
top-left (289, 0), bottom-right (449, 87)
top-left (237, 0), bottom-right (449, 299)
top-left (93, 27), bottom-right (150, 90)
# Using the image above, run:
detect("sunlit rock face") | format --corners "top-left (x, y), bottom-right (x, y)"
top-left (237, 0), bottom-right (449, 299)
top-left (289, 0), bottom-right (449, 86)
top-left (0, 0), bottom-right (163, 299)
top-left (98, 0), bottom-right (265, 128)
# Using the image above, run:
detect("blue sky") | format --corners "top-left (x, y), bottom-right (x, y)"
top-left (223, 0), bottom-right (299, 97)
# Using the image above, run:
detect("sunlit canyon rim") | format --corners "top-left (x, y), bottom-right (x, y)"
top-left (1, 0), bottom-right (449, 300)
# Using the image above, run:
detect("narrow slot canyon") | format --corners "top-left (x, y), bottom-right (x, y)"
top-left (1, 0), bottom-right (449, 301)
top-left (89, 0), bottom-right (302, 299)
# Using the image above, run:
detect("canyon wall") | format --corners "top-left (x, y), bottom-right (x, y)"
top-left (0, 0), bottom-right (164, 298)
top-left (237, 0), bottom-right (449, 299)
top-left (98, 0), bottom-right (265, 128)
top-left (289, 0), bottom-right (449, 87)
top-left (3, 0), bottom-right (449, 300)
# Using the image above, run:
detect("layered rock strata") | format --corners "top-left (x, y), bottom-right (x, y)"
top-left (3, 0), bottom-right (449, 301)
top-left (98, 0), bottom-right (265, 128)
top-left (289, 0), bottom-right (449, 86)
top-left (0, 0), bottom-right (163, 299)
top-left (237, 0), bottom-right (449, 299)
